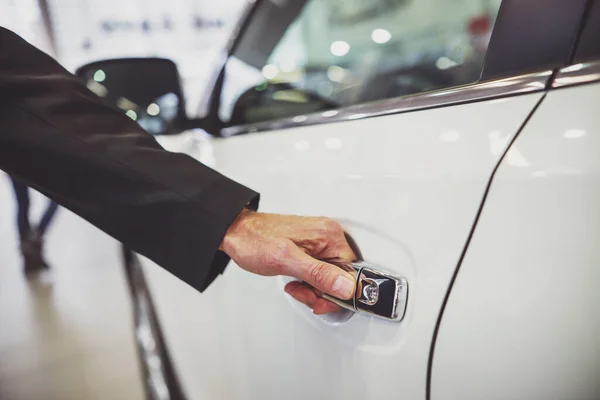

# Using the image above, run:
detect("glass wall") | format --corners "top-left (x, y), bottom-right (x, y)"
top-left (48, 0), bottom-right (248, 114)
top-left (0, 0), bottom-right (54, 55)
top-left (1, 0), bottom-right (250, 115)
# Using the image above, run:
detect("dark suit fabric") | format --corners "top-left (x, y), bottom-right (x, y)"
top-left (0, 27), bottom-right (259, 292)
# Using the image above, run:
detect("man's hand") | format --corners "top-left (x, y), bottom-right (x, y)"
top-left (220, 209), bottom-right (357, 314)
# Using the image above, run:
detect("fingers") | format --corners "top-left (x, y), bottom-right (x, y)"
top-left (282, 244), bottom-right (356, 300)
top-left (336, 233), bottom-right (357, 262)
top-left (284, 281), bottom-right (319, 305)
top-left (311, 298), bottom-right (343, 314)
top-left (334, 245), bottom-right (357, 264)
top-left (314, 219), bottom-right (357, 262)
top-left (284, 281), bottom-right (342, 314)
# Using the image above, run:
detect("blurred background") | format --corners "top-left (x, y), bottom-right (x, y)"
top-left (0, 0), bottom-right (501, 398)
top-left (0, 0), bottom-right (248, 114)
top-left (0, 1), bottom-right (247, 399)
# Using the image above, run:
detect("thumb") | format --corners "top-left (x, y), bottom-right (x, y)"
top-left (283, 245), bottom-right (356, 300)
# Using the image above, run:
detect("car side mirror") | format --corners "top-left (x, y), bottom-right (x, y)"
top-left (229, 81), bottom-right (337, 127)
top-left (76, 58), bottom-right (190, 136)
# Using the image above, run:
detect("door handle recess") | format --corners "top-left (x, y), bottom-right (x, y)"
top-left (323, 261), bottom-right (408, 322)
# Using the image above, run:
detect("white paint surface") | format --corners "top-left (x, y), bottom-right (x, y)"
top-left (143, 92), bottom-right (543, 400)
top-left (432, 84), bottom-right (600, 400)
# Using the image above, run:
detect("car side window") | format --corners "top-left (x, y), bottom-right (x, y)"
top-left (219, 0), bottom-right (503, 127)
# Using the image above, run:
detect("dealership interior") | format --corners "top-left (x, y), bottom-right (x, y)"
top-left (0, 1), bottom-right (247, 399)
top-left (2, 1), bottom-right (598, 400)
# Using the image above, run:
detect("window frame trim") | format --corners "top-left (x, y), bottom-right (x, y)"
top-left (221, 69), bottom-right (552, 136)
top-left (552, 60), bottom-right (600, 89)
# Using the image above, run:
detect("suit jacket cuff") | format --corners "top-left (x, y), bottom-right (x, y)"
top-left (195, 179), bottom-right (259, 292)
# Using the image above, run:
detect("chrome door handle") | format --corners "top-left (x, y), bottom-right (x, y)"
top-left (323, 261), bottom-right (408, 322)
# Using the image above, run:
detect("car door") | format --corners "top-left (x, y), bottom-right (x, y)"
top-left (136, 1), bottom-right (580, 399)
top-left (144, 90), bottom-right (544, 400)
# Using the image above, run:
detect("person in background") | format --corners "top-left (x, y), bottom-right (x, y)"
top-left (9, 175), bottom-right (59, 274)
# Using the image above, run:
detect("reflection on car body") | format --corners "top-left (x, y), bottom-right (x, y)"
top-left (76, 0), bottom-right (600, 399)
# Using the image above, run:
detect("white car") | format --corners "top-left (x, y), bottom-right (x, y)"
top-left (78, 0), bottom-right (600, 399)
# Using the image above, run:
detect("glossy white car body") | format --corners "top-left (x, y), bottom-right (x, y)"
top-left (146, 89), bottom-right (542, 399)
top-left (432, 81), bottom-right (600, 400)
top-left (139, 64), bottom-right (600, 400)
top-left (120, 1), bottom-right (600, 398)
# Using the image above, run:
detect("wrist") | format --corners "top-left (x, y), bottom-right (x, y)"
top-left (219, 207), bottom-right (253, 253)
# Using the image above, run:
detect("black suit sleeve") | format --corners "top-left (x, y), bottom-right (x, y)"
top-left (0, 27), bottom-right (259, 292)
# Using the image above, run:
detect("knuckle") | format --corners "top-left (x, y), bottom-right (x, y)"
top-left (314, 217), bottom-right (329, 227)
top-left (308, 262), bottom-right (330, 287)
top-left (341, 248), bottom-right (357, 261)
top-left (315, 218), bottom-right (342, 240)
top-left (284, 283), bottom-right (301, 297)
top-left (323, 218), bottom-right (342, 233)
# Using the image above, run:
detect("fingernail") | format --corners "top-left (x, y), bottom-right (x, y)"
top-left (332, 274), bottom-right (355, 299)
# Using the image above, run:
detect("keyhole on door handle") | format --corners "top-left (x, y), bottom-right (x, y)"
top-left (292, 231), bottom-right (408, 324)
top-left (315, 232), bottom-right (409, 323)
top-left (322, 262), bottom-right (408, 322)
top-left (358, 278), bottom-right (381, 306)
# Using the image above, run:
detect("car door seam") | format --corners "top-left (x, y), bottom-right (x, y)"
top-left (425, 92), bottom-right (548, 400)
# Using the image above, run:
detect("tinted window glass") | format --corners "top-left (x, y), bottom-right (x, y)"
top-left (220, 0), bottom-right (502, 127)
top-left (574, 0), bottom-right (600, 63)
